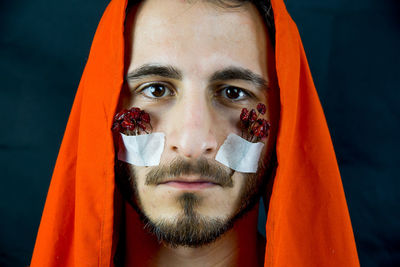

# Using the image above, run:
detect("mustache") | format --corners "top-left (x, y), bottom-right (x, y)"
top-left (145, 157), bottom-right (233, 187)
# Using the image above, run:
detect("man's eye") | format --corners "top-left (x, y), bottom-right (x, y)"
top-left (219, 86), bottom-right (249, 100)
top-left (139, 83), bottom-right (174, 98)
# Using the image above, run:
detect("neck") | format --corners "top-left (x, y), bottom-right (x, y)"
top-left (123, 202), bottom-right (265, 267)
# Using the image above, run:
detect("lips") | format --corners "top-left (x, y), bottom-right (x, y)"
top-left (158, 176), bottom-right (221, 189)
top-left (162, 181), bottom-right (217, 189)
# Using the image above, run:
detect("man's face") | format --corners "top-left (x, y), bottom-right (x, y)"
top-left (119, 0), bottom-right (279, 247)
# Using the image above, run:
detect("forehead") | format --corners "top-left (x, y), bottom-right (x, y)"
top-left (125, 0), bottom-right (271, 78)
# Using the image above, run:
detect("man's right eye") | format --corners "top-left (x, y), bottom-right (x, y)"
top-left (138, 83), bottom-right (175, 99)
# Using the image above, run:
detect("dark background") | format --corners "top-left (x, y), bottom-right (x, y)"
top-left (1, 0), bottom-right (399, 266)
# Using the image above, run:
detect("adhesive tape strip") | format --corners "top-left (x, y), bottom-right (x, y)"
top-left (215, 133), bottom-right (264, 173)
top-left (118, 132), bottom-right (165, 166)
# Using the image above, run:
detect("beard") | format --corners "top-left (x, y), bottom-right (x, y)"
top-left (115, 155), bottom-right (273, 248)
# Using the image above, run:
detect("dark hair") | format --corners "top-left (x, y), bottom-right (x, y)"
top-left (127, 0), bottom-right (275, 45)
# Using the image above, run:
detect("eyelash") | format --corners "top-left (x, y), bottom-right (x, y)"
top-left (136, 82), bottom-right (175, 99)
top-left (215, 86), bottom-right (252, 102)
top-left (135, 82), bottom-right (254, 103)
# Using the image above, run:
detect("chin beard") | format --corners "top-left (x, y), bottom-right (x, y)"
top-left (142, 193), bottom-right (230, 248)
top-left (115, 155), bottom-right (274, 248)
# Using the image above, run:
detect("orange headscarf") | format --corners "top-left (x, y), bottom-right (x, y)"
top-left (31, 0), bottom-right (359, 266)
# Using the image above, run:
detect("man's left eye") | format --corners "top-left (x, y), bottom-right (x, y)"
top-left (218, 86), bottom-right (249, 101)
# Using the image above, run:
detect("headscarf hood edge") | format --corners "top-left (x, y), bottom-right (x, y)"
top-left (31, 0), bottom-right (360, 266)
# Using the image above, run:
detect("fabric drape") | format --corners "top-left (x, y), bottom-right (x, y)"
top-left (31, 0), bottom-right (360, 266)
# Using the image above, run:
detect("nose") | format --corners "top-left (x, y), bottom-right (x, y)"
top-left (166, 93), bottom-right (218, 159)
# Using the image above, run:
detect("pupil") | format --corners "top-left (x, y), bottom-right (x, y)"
top-left (150, 85), bottom-right (165, 97)
top-left (226, 87), bottom-right (240, 99)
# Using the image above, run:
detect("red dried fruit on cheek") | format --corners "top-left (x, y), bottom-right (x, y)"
top-left (239, 103), bottom-right (271, 142)
top-left (112, 107), bottom-right (152, 136)
top-left (140, 112), bottom-right (150, 123)
top-left (249, 110), bottom-right (257, 123)
top-left (240, 108), bottom-right (249, 122)
top-left (257, 103), bottom-right (266, 115)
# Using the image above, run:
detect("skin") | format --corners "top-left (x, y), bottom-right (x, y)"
top-left (119, 0), bottom-right (280, 266)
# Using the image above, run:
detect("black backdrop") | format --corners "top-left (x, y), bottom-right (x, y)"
top-left (0, 0), bottom-right (399, 266)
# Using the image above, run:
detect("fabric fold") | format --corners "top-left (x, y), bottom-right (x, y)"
top-left (31, 0), bottom-right (359, 266)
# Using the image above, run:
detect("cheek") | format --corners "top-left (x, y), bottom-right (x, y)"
top-left (195, 173), bottom-right (248, 217)
top-left (213, 109), bottom-right (243, 136)
top-left (130, 166), bottom-right (151, 201)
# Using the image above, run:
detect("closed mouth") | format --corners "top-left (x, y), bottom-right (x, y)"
top-left (158, 177), bottom-right (221, 189)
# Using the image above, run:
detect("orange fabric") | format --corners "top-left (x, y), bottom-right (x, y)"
top-left (31, 0), bottom-right (359, 266)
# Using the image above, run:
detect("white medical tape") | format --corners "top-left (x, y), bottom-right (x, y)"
top-left (117, 132), bottom-right (165, 166)
top-left (215, 133), bottom-right (264, 173)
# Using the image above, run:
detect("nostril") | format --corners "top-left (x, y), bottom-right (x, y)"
top-left (205, 148), bottom-right (213, 153)
top-left (171, 146), bottom-right (178, 152)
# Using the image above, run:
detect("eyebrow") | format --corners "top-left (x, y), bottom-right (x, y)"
top-left (126, 64), bottom-right (182, 81)
top-left (209, 66), bottom-right (269, 89)
top-left (126, 64), bottom-right (268, 89)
